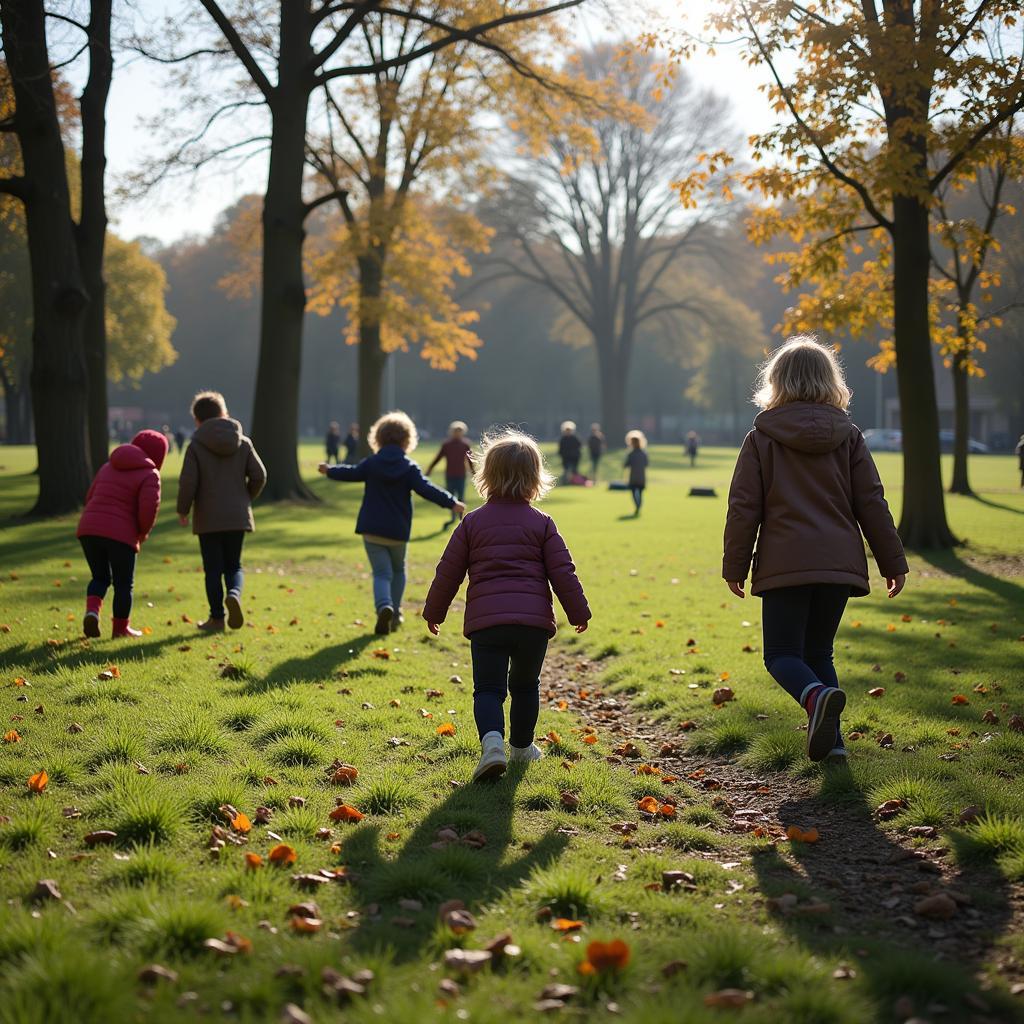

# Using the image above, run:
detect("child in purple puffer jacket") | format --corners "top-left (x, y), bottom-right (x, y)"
top-left (423, 430), bottom-right (591, 783)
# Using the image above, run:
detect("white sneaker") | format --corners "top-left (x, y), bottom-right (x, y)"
top-left (509, 742), bottom-right (543, 763)
top-left (472, 731), bottom-right (507, 782)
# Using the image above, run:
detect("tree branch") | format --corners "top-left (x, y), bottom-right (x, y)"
top-left (0, 176), bottom-right (27, 199)
top-left (304, 187), bottom-right (349, 217)
top-left (930, 92), bottom-right (1024, 191)
top-left (198, 0), bottom-right (274, 100)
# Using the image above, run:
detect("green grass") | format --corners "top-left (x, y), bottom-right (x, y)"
top-left (1, 442), bottom-right (1022, 1022)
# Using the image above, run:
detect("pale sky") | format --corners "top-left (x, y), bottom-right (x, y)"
top-left (92, 0), bottom-right (774, 244)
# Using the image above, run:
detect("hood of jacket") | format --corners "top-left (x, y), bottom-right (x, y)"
top-left (754, 402), bottom-right (854, 454)
top-left (373, 444), bottom-right (416, 479)
top-left (109, 442), bottom-right (157, 472)
top-left (193, 417), bottom-right (243, 456)
top-left (130, 429), bottom-right (168, 469)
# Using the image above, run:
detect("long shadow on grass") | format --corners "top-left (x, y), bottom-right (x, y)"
top-left (966, 494), bottom-right (1024, 517)
top-left (914, 548), bottom-right (1024, 606)
top-left (244, 634), bottom-right (380, 693)
top-left (751, 776), bottom-right (1016, 1020)
top-left (0, 632), bottom-right (195, 675)
top-left (340, 764), bottom-right (569, 962)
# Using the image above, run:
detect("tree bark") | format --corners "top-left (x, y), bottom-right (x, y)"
top-left (948, 348), bottom-right (972, 496)
top-left (356, 253), bottom-right (387, 455)
top-left (595, 336), bottom-right (627, 447)
top-left (248, 24), bottom-right (315, 501)
top-left (1, 0), bottom-right (92, 515)
top-left (1, 365), bottom-right (32, 443)
top-left (78, 0), bottom-right (113, 473)
top-left (890, 194), bottom-right (957, 547)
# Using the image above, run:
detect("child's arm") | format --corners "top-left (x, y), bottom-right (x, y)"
top-left (722, 433), bottom-right (763, 595)
top-left (245, 443), bottom-right (267, 500)
top-left (319, 461), bottom-right (369, 481)
top-left (425, 447), bottom-right (444, 476)
top-left (542, 518), bottom-right (591, 631)
top-left (176, 445), bottom-right (199, 522)
top-left (850, 431), bottom-right (909, 584)
top-left (411, 467), bottom-right (460, 511)
top-left (422, 520), bottom-right (470, 633)
top-left (137, 471), bottom-right (162, 543)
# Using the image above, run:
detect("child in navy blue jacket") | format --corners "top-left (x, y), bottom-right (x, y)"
top-left (319, 411), bottom-right (465, 634)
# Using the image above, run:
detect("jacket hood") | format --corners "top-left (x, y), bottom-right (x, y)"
top-left (373, 444), bottom-right (417, 479)
top-left (130, 429), bottom-right (168, 469)
top-left (110, 442), bottom-right (158, 472)
top-left (193, 417), bottom-right (243, 456)
top-left (754, 402), bottom-right (854, 454)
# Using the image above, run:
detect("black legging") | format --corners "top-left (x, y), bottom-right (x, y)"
top-left (470, 625), bottom-right (549, 748)
top-left (198, 531), bottom-right (245, 619)
top-left (80, 535), bottom-right (137, 619)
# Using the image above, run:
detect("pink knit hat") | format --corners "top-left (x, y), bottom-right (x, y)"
top-left (131, 429), bottom-right (169, 470)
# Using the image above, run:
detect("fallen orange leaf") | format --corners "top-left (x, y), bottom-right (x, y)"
top-left (244, 853), bottom-right (263, 870)
top-left (329, 804), bottom-right (364, 823)
top-left (290, 915), bottom-right (322, 933)
top-left (372, 648), bottom-right (391, 659)
top-left (27, 770), bottom-right (48, 793)
top-left (551, 918), bottom-right (583, 932)
top-left (436, 722), bottom-right (456, 736)
top-left (658, 804), bottom-right (676, 818)
top-left (545, 730), bottom-right (562, 744)
top-left (786, 825), bottom-right (819, 843)
top-left (3, 729), bottom-right (21, 743)
top-left (951, 694), bottom-right (969, 705)
top-left (583, 735), bottom-right (598, 745)
top-left (231, 812), bottom-right (251, 834)
top-left (638, 796), bottom-right (660, 814)
top-left (268, 843), bottom-right (297, 865)
top-left (636, 764), bottom-right (658, 776)
top-left (581, 938), bottom-right (630, 973)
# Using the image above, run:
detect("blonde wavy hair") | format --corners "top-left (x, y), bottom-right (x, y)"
top-left (625, 429), bottom-right (647, 449)
top-left (473, 430), bottom-right (554, 502)
top-left (753, 335), bottom-right (851, 411)
top-left (368, 410), bottom-right (418, 452)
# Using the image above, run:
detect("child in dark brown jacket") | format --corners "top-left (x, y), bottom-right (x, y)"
top-left (177, 391), bottom-right (267, 632)
top-left (723, 336), bottom-right (909, 764)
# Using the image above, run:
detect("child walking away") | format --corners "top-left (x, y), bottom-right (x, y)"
top-left (558, 421), bottom-right (582, 483)
top-left (343, 423), bottom-right (359, 464)
top-left (426, 421), bottom-right (474, 527)
top-left (587, 424), bottom-right (606, 479)
top-left (177, 392), bottom-right (267, 632)
top-left (325, 421), bottom-right (342, 465)
top-left (77, 430), bottom-right (168, 638)
top-left (319, 411), bottom-right (465, 635)
top-left (722, 336), bottom-right (908, 764)
top-left (686, 430), bottom-right (700, 467)
top-left (422, 431), bottom-right (591, 783)
top-left (624, 430), bottom-right (648, 515)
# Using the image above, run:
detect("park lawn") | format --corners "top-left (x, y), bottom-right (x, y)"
top-left (0, 442), bottom-right (1022, 1024)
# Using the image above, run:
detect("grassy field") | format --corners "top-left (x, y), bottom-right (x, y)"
top-left (0, 442), bottom-right (1022, 1024)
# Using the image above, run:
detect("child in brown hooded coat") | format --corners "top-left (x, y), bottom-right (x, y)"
top-left (722, 336), bottom-right (908, 764)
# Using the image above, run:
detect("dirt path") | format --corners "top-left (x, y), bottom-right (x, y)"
top-left (542, 651), bottom-right (1024, 1015)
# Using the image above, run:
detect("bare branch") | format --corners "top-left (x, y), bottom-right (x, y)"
top-left (0, 176), bottom-right (28, 199)
top-left (198, 0), bottom-right (274, 100)
top-left (304, 187), bottom-right (349, 216)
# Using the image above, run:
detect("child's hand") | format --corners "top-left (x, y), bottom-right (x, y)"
top-left (453, 501), bottom-right (466, 518)
top-left (887, 574), bottom-right (906, 598)
top-left (726, 580), bottom-right (745, 599)
top-left (178, 514), bottom-right (189, 527)
top-left (575, 622), bottom-right (588, 633)
top-left (427, 622), bottom-right (440, 636)
top-left (317, 462), bottom-right (329, 475)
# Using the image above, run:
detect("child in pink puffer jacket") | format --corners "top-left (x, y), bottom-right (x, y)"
top-left (423, 430), bottom-right (591, 782)
top-left (76, 429), bottom-right (168, 638)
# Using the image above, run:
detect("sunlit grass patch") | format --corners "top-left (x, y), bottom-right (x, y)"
top-left (662, 821), bottom-right (724, 852)
top-left (109, 844), bottom-right (181, 887)
top-left (0, 803), bottom-right (52, 851)
top-left (155, 714), bottom-right (229, 757)
top-left (268, 734), bottom-right (326, 767)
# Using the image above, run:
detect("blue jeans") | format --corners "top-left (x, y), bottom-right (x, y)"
top-left (446, 475), bottom-right (466, 505)
top-left (364, 541), bottom-right (407, 611)
top-left (198, 531), bottom-right (245, 619)
top-left (761, 584), bottom-right (849, 748)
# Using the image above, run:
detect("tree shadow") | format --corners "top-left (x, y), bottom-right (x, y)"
top-left (750, 774), bottom-right (1016, 1019)
top-left (0, 632), bottom-right (196, 676)
top-left (913, 548), bottom-right (1023, 606)
top-left (242, 634), bottom-right (380, 693)
top-left (966, 494), bottom-right (1024, 517)
top-left (339, 762), bottom-right (570, 962)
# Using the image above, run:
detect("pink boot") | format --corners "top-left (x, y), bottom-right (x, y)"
top-left (83, 596), bottom-right (102, 638)
top-left (112, 617), bottom-right (142, 638)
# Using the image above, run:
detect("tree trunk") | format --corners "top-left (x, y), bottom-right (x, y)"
top-left (1, 366), bottom-right (32, 443)
top-left (2, 0), bottom-right (92, 515)
top-left (595, 333), bottom-right (628, 447)
top-left (948, 349), bottom-right (972, 496)
top-left (890, 194), bottom-right (957, 547)
top-left (356, 254), bottom-right (387, 455)
top-left (78, 0), bottom-right (113, 473)
top-left (248, 70), bottom-right (316, 501)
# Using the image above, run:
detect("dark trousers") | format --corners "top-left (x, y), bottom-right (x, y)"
top-left (761, 583), bottom-right (849, 746)
top-left (561, 458), bottom-right (579, 481)
top-left (80, 536), bottom-right (137, 619)
top-left (198, 531), bottom-right (245, 619)
top-left (631, 485), bottom-right (644, 512)
top-left (470, 625), bottom-right (549, 748)
top-left (446, 475), bottom-right (466, 504)
top-left (326, 446), bottom-right (340, 464)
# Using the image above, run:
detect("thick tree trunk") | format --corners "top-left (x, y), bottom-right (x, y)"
top-left (595, 333), bottom-right (628, 447)
top-left (249, 68), bottom-right (315, 501)
top-left (78, 0), bottom-right (113, 473)
top-left (1, 366), bottom-right (32, 443)
top-left (890, 195), bottom-right (956, 547)
top-left (356, 253), bottom-right (387, 456)
top-left (948, 350), bottom-right (972, 496)
top-left (2, 0), bottom-right (92, 515)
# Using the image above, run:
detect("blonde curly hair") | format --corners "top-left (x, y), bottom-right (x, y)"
top-left (368, 410), bottom-right (418, 452)
top-left (473, 430), bottom-right (554, 502)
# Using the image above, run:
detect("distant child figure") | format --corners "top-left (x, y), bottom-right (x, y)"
top-left (624, 430), bottom-right (648, 515)
top-left (587, 424), bottom-right (606, 479)
top-left (325, 421), bottom-right (343, 464)
top-left (343, 423), bottom-right (360, 464)
top-left (723, 336), bottom-right (908, 765)
top-left (77, 429), bottom-right (168, 638)
top-left (173, 427), bottom-right (186, 454)
top-left (177, 391), bottom-right (267, 632)
top-left (319, 411), bottom-right (465, 635)
top-left (426, 420), bottom-right (474, 526)
top-left (1016, 433), bottom-right (1024, 488)
top-left (423, 431), bottom-right (591, 782)
top-left (558, 421), bottom-right (582, 482)
top-left (686, 430), bottom-right (700, 467)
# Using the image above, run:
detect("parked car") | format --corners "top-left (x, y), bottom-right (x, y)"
top-left (863, 429), bottom-right (903, 452)
top-left (938, 430), bottom-right (989, 454)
